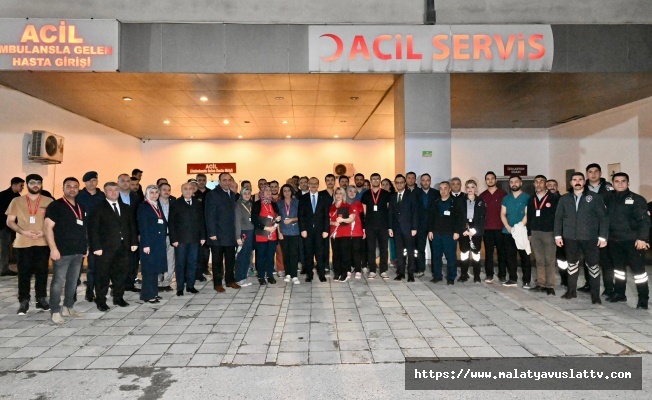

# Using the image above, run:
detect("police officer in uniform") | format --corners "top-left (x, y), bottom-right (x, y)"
top-left (554, 172), bottom-right (609, 304)
top-left (605, 172), bottom-right (651, 309)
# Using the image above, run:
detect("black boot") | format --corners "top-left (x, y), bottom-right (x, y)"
top-left (636, 299), bottom-right (648, 310)
top-left (607, 293), bottom-right (627, 303)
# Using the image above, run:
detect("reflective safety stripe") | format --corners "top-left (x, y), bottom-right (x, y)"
top-left (471, 252), bottom-right (481, 262)
top-left (634, 273), bottom-right (647, 279)
top-left (614, 270), bottom-right (626, 280)
top-left (557, 260), bottom-right (568, 270)
top-left (460, 251), bottom-right (470, 261)
top-left (403, 248), bottom-right (408, 256)
top-left (635, 277), bottom-right (649, 284)
top-left (588, 265), bottom-right (600, 278)
top-left (414, 249), bottom-right (418, 258)
top-left (568, 262), bottom-right (579, 275)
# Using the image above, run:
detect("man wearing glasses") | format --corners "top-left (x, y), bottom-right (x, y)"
top-left (5, 174), bottom-right (54, 315)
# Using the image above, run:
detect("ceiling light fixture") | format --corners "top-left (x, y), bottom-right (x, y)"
top-left (238, 135), bottom-right (243, 139)
top-left (189, 136), bottom-right (195, 139)
top-left (122, 96), bottom-right (132, 101)
top-left (275, 96), bottom-right (285, 100)
top-left (223, 119), bottom-right (230, 125)
top-left (349, 96), bottom-right (359, 100)
top-left (163, 120), bottom-right (170, 125)
top-left (285, 135), bottom-right (292, 139)
top-left (333, 135), bottom-right (339, 138)
top-left (282, 120), bottom-right (288, 124)
top-left (199, 96), bottom-right (208, 102)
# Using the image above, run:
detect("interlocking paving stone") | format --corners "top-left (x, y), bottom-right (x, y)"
top-left (1, 267), bottom-right (650, 370)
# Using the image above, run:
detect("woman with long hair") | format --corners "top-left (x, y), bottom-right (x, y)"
top-left (252, 185), bottom-right (281, 285)
top-left (138, 185), bottom-right (168, 303)
top-left (235, 187), bottom-right (254, 287)
top-left (459, 179), bottom-right (486, 283)
top-left (277, 184), bottom-right (301, 284)
top-left (346, 185), bottom-right (365, 279)
top-left (329, 188), bottom-right (355, 282)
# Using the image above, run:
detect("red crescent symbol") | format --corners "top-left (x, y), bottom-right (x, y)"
top-left (320, 34), bottom-right (344, 62)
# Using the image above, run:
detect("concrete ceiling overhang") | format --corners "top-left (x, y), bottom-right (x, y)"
top-left (1, 72), bottom-right (652, 138)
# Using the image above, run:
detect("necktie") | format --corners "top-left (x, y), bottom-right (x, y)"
top-left (312, 194), bottom-right (316, 213)
top-left (398, 193), bottom-right (402, 204)
top-left (187, 200), bottom-right (191, 205)
top-left (112, 202), bottom-right (120, 216)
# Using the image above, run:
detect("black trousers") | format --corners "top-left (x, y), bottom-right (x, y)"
top-left (365, 226), bottom-right (388, 273)
top-left (610, 240), bottom-right (649, 300)
top-left (280, 235), bottom-right (301, 278)
top-left (556, 245), bottom-right (568, 286)
top-left (503, 234), bottom-right (532, 284)
top-left (393, 229), bottom-right (416, 276)
top-left (302, 228), bottom-right (325, 278)
top-left (321, 237), bottom-right (330, 270)
top-left (351, 237), bottom-right (365, 273)
top-left (331, 237), bottom-right (351, 279)
top-left (459, 235), bottom-right (483, 279)
top-left (95, 244), bottom-right (129, 304)
top-left (564, 239), bottom-right (600, 298)
top-left (16, 246), bottom-right (49, 302)
top-left (125, 250), bottom-right (139, 289)
top-left (483, 229), bottom-right (506, 279)
top-left (210, 245), bottom-right (236, 286)
top-left (84, 254), bottom-right (97, 295)
top-left (415, 230), bottom-right (431, 273)
top-left (197, 244), bottom-right (211, 279)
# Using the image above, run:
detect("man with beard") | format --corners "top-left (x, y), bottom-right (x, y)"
top-left (479, 171), bottom-right (507, 283)
top-left (406, 172), bottom-right (418, 192)
top-left (254, 178), bottom-right (267, 202)
top-left (604, 173), bottom-right (650, 309)
top-left (500, 175), bottom-right (532, 288)
top-left (527, 175), bottom-right (558, 294)
top-left (338, 175), bottom-right (349, 191)
top-left (362, 173), bottom-right (391, 279)
top-left (414, 173), bottom-right (439, 278)
top-left (0, 177), bottom-right (24, 276)
top-left (76, 171), bottom-right (105, 301)
top-left (546, 180), bottom-right (560, 197)
top-left (117, 173), bottom-right (141, 292)
top-left (353, 173), bottom-right (367, 200)
top-left (554, 172), bottom-right (608, 303)
top-left (5, 174), bottom-right (53, 314)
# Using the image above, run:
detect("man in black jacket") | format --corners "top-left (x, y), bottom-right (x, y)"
top-left (389, 174), bottom-right (418, 282)
top-left (581, 163), bottom-right (615, 295)
top-left (88, 182), bottom-right (138, 311)
top-left (414, 173), bottom-right (440, 278)
top-left (554, 172), bottom-right (609, 303)
top-left (298, 177), bottom-right (330, 282)
top-left (361, 173), bottom-right (391, 279)
top-left (117, 173), bottom-right (142, 292)
top-left (0, 177), bottom-right (24, 276)
top-left (170, 183), bottom-right (206, 296)
top-left (205, 173), bottom-right (239, 292)
top-left (527, 175), bottom-right (558, 295)
top-left (428, 181), bottom-right (464, 285)
top-left (194, 173), bottom-right (212, 281)
top-left (605, 173), bottom-right (651, 309)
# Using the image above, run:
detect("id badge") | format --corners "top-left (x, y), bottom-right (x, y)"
top-left (248, 217), bottom-right (252, 222)
top-left (29, 216), bottom-right (36, 224)
top-left (444, 211), bottom-right (450, 216)
top-left (536, 210), bottom-right (541, 217)
top-left (157, 218), bottom-right (164, 224)
top-left (373, 205), bottom-right (378, 212)
top-left (76, 219), bottom-right (84, 226)
top-left (625, 199), bottom-right (634, 204)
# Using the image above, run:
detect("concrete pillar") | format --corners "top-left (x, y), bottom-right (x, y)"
top-left (394, 74), bottom-right (451, 184)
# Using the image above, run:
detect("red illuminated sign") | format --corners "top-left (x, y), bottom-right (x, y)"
top-left (187, 163), bottom-right (237, 175)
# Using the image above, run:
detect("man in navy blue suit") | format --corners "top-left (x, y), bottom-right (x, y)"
top-left (205, 173), bottom-right (239, 292)
top-left (388, 174), bottom-right (418, 282)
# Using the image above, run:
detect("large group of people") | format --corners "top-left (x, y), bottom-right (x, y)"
top-left (1, 163), bottom-right (651, 326)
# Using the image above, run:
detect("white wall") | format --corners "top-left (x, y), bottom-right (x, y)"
top-left (0, 86), bottom-right (142, 198)
top-left (140, 139), bottom-right (395, 196)
top-left (451, 128), bottom-right (550, 189)
top-left (549, 97), bottom-right (652, 196)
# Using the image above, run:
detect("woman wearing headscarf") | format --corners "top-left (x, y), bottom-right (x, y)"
top-left (330, 188), bottom-right (355, 282)
top-left (277, 184), bottom-right (301, 284)
top-left (252, 185), bottom-right (281, 285)
top-left (346, 185), bottom-right (366, 279)
top-left (235, 187), bottom-right (254, 287)
top-left (138, 185), bottom-right (168, 303)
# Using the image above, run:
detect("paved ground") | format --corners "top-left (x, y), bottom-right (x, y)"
top-left (0, 264), bottom-right (651, 397)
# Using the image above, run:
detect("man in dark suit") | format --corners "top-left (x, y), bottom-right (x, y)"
top-left (414, 173), bottom-right (440, 278)
top-left (170, 183), bottom-right (206, 296)
top-left (194, 173), bottom-right (212, 281)
top-left (298, 177), bottom-right (330, 282)
top-left (205, 173), bottom-right (239, 292)
top-left (117, 173), bottom-right (142, 292)
top-left (388, 174), bottom-right (418, 282)
top-left (88, 182), bottom-right (138, 311)
top-left (0, 177), bottom-right (24, 276)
